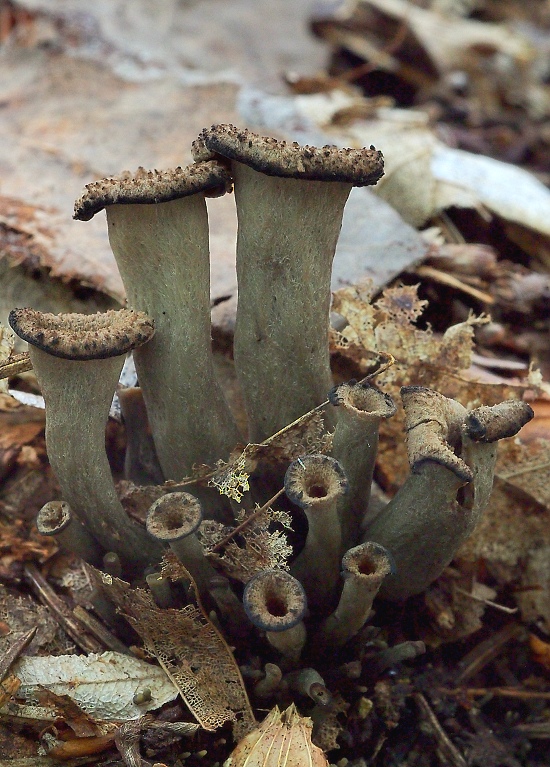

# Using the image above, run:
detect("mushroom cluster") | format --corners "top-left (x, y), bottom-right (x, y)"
top-left (8, 126), bottom-right (534, 711)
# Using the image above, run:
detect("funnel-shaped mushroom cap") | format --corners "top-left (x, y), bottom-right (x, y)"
top-left (342, 541), bottom-right (395, 581)
top-left (73, 161), bottom-right (233, 221)
top-left (243, 569), bottom-right (307, 633)
top-left (192, 124), bottom-right (384, 185)
top-left (465, 400), bottom-right (534, 443)
top-left (8, 308), bottom-right (154, 361)
top-left (401, 386), bottom-right (473, 483)
top-left (329, 380), bottom-right (397, 419)
top-left (284, 454), bottom-right (349, 509)
top-left (36, 501), bottom-right (72, 535)
top-left (146, 492), bottom-right (203, 542)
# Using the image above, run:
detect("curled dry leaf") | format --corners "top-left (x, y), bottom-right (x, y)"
top-left (224, 704), bottom-right (328, 767)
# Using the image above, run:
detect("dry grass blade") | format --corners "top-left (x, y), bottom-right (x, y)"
top-left (0, 626), bottom-right (36, 684)
top-left (0, 352), bottom-right (32, 380)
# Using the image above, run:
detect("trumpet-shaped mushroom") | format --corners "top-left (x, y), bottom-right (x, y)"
top-left (146, 491), bottom-right (216, 596)
top-left (329, 381), bottom-right (396, 548)
top-left (74, 163), bottom-right (240, 481)
top-left (36, 501), bottom-right (102, 567)
top-left (364, 387), bottom-right (534, 600)
top-left (243, 569), bottom-right (308, 664)
top-left (9, 307), bottom-right (161, 568)
top-left (319, 541), bottom-right (393, 648)
top-left (285, 454), bottom-right (349, 611)
top-left (192, 125), bottom-right (384, 441)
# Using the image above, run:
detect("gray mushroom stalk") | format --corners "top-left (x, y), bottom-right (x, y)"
top-left (192, 125), bottom-right (384, 442)
top-left (74, 163), bottom-right (241, 482)
top-left (9, 307), bottom-right (162, 569)
top-left (363, 386), bottom-right (534, 601)
top-left (285, 454), bottom-right (349, 612)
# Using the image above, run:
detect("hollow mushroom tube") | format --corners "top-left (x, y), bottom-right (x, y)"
top-left (318, 542), bottom-right (393, 648)
top-left (9, 308), bottom-right (161, 568)
top-left (193, 125), bottom-right (384, 442)
top-left (146, 491), bottom-right (217, 597)
top-left (285, 454), bottom-right (349, 611)
top-left (74, 163), bottom-right (240, 481)
top-left (365, 390), bottom-right (534, 601)
top-left (36, 501), bottom-right (103, 567)
top-left (329, 381), bottom-right (396, 549)
top-left (243, 569), bottom-right (308, 664)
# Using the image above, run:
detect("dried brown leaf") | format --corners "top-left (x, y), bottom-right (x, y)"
top-left (87, 562), bottom-right (255, 739)
top-left (332, 282), bottom-right (530, 488)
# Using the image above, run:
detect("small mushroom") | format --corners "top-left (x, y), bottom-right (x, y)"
top-left (192, 125), bottom-right (384, 441)
top-left (145, 491), bottom-right (216, 596)
top-left (74, 162), bottom-right (240, 481)
top-left (318, 541), bottom-right (393, 649)
top-left (284, 668), bottom-right (331, 706)
top-left (364, 387), bottom-right (534, 600)
top-left (285, 454), bottom-right (349, 611)
top-left (328, 380), bottom-right (396, 547)
top-left (243, 569), bottom-right (308, 664)
top-left (36, 501), bottom-right (102, 566)
top-left (9, 307), bottom-right (161, 568)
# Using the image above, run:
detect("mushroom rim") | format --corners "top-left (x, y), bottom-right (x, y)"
top-left (8, 308), bottom-right (155, 361)
top-left (192, 124), bottom-right (384, 185)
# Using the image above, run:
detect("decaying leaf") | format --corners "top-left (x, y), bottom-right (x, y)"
top-left (225, 704), bottom-right (328, 767)
top-left (0, 323), bottom-right (15, 395)
top-left (88, 562), bottom-right (255, 738)
top-left (331, 281), bottom-right (532, 488)
top-left (201, 505), bottom-right (293, 583)
top-left (12, 651), bottom-right (177, 721)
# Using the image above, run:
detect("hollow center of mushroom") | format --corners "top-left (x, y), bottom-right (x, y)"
top-left (307, 483), bottom-right (329, 499)
top-left (356, 556), bottom-right (377, 576)
top-left (164, 511), bottom-right (184, 531)
top-left (265, 591), bottom-right (289, 617)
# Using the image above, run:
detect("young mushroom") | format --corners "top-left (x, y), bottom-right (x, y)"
top-left (36, 501), bottom-right (102, 567)
top-left (146, 491), bottom-right (218, 598)
top-left (243, 569), bottom-right (308, 664)
top-left (318, 541), bottom-right (394, 649)
top-left (364, 387), bottom-right (533, 600)
top-left (329, 380), bottom-right (397, 548)
top-left (192, 125), bottom-right (384, 441)
top-left (285, 454), bottom-right (349, 611)
top-left (74, 163), bottom-right (240, 481)
top-left (9, 307), bottom-right (161, 568)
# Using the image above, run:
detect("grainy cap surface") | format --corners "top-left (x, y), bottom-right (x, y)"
top-left (146, 492), bottom-right (203, 541)
top-left (36, 501), bottom-right (72, 535)
top-left (8, 308), bottom-right (154, 360)
top-left (342, 542), bottom-right (395, 579)
top-left (73, 161), bottom-right (233, 221)
top-left (192, 124), bottom-right (384, 185)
